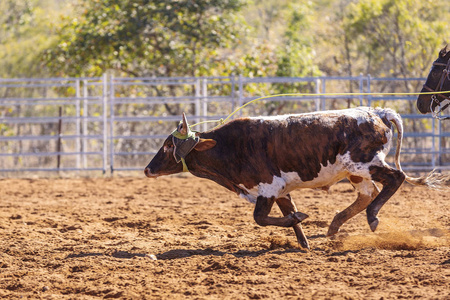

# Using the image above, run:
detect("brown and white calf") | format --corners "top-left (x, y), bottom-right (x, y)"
top-left (144, 107), bottom-right (448, 249)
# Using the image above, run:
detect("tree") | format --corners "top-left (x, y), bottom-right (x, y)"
top-left (275, 2), bottom-right (321, 80)
top-left (342, 0), bottom-right (449, 80)
top-left (44, 0), bottom-right (245, 78)
top-left (242, 0), bottom-right (291, 43)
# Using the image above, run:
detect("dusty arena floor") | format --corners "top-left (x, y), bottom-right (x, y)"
top-left (0, 176), bottom-right (449, 299)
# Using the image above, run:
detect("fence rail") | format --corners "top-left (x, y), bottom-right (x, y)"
top-left (0, 75), bottom-right (449, 176)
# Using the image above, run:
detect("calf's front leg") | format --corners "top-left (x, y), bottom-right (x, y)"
top-left (253, 196), bottom-right (308, 228)
top-left (276, 195), bottom-right (310, 250)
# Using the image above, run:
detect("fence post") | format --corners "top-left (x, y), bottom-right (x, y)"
top-left (432, 117), bottom-right (436, 169)
top-left (367, 74), bottom-right (372, 107)
top-left (438, 119), bottom-right (442, 168)
top-left (315, 78), bottom-right (321, 111)
top-left (230, 76), bottom-right (236, 113)
top-left (359, 73), bottom-right (364, 106)
top-left (75, 79), bottom-right (81, 169)
top-left (57, 106), bottom-right (63, 170)
top-left (321, 78), bottom-right (326, 110)
top-left (82, 79), bottom-right (88, 169)
top-left (238, 75), bottom-right (243, 117)
top-left (102, 74), bottom-right (108, 174)
top-left (202, 78), bottom-right (208, 132)
top-left (109, 74), bottom-right (115, 174)
top-left (195, 78), bottom-right (201, 126)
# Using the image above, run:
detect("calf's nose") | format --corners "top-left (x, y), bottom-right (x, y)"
top-left (144, 167), bottom-right (152, 177)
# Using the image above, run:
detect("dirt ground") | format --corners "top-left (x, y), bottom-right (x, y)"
top-left (0, 175), bottom-right (449, 299)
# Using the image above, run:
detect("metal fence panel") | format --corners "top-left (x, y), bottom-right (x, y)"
top-left (1, 75), bottom-right (449, 176)
top-left (0, 77), bottom-right (107, 174)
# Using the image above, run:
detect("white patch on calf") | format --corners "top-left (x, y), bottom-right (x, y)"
top-left (258, 176), bottom-right (286, 198)
top-left (238, 147), bottom-right (394, 204)
top-left (339, 152), bottom-right (372, 178)
top-left (239, 193), bottom-right (257, 204)
top-left (337, 107), bottom-right (373, 126)
top-left (251, 115), bottom-right (293, 122)
top-left (239, 156), bottom-right (349, 203)
top-left (250, 107), bottom-right (373, 126)
top-left (351, 178), bottom-right (376, 197)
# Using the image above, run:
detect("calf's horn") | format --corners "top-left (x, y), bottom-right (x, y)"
top-left (178, 112), bottom-right (188, 136)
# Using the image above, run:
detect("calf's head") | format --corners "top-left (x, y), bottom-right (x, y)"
top-left (144, 113), bottom-right (216, 178)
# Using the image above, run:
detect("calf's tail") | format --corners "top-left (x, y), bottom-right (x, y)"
top-left (384, 108), bottom-right (450, 190)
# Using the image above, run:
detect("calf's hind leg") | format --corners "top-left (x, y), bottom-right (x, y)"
top-left (276, 195), bottom-right (310, 249)
top-left (327, 177), bottom-right (377, 237)
top-left (366, 166), bottom-right (405, 232)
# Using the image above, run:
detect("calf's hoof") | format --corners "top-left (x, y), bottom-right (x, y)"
top-left (293, 212), bottom-right (309, 223)
top-left (369, 218), bottom-right (379, 232)
top-left (326, 226), bottom-right (339, 237)
top-left (298, 238), bottom-right (310, 250)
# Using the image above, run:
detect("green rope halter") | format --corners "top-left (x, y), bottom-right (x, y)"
top-left (171, 121), bottom-right (199, 173)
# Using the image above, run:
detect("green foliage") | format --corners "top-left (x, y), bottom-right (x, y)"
top-left (217, 44), bottom-right (278, 78)
top-left (343, 0), bottom-right (449, 79)
top-left (242, 0), bottom-right (291, 42)
top-left (0, 0), bottom-right (33, 42)
top-left (0, 0), bottom-right (62, 78)
top-left (275, 2), bottom-right (321, 93)
top-left (2, 0), bottom-right (450, 84)
top-left (44, 0), bottom-right (245, 77)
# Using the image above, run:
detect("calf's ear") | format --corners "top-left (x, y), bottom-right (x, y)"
top-left (194, 139), bottom-right (217, 151)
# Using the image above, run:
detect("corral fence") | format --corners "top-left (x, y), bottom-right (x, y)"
top-left (0, 75), bottom-right (449, 176)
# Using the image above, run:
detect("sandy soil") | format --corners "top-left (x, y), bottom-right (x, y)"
top-left (0, 175), bottom-right (449, 299)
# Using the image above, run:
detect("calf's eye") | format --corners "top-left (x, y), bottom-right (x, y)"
top-left (164, 145), bottom-right (174, 152)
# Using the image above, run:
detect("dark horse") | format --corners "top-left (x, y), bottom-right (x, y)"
top-left (417, 45), bottom-right (450, 118)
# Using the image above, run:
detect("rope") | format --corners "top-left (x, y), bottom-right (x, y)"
top-left (189, 90), bottom-right (450, 129)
